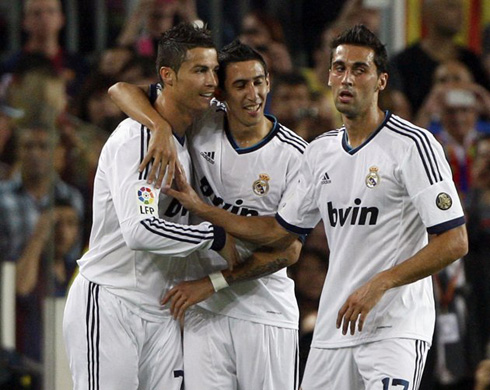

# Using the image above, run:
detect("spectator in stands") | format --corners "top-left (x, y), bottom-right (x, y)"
top-left (391, 0), bottom-right (490, 118)
top-left (15, 199), bottom-right (81, 363)
top-left (117, 0), bottom-right (200, 57)
top-left (0, 100), bottom-right (23, 180)
top-left (465, 134), bottom-right (490, 365)
top-left (0, 124), bottom-right (84, 364)
top-left (239, 10), bottom-right (293, 77)
top-left (0, 0), bottom-right (89, 97)
top-left (415, 60), bottom-right (490, 129)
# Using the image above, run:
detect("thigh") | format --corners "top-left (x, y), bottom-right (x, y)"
top-left (300, 347), bottom-right (363, 390)
top-left (232, 320), bottom-right (298, 390)
top-left (356, 339), bottom-right (429, 390)
top-left (63, 275), bottom-right (139, 390)
top-left (139, 318), bottom-right (183, 390)
top-left (183, 308), bottom-right (237, 390)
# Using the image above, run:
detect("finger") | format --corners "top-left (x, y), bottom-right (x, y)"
top-left (336, 304), bottom-right (348, 329)
top-left (349, 313), bottom-right (359, 335)
top-left (147, 158), bottom-right (162, 187)
top-left (358, 314), bottom-right (365, 333)
top-left (341, 308), bottom-right (354, 335)
top-left (161, 288), bottom-right (178, 305)
top-left (170, 294), bottom-right (187, 319)
top-left (138, 152), bottom-right (154, 176)
top-left (164, 160), bottom-right (176, 188)
top-left (176, 300), bottom-right (191, 321)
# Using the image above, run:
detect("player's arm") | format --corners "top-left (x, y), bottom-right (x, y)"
top-left (163, 165), bottom-right (297, 248)
top-left (108, 82), bottom-right (177, 188)
top-left (337, 223), bottom-right (468, 336)
top-left (161, 238), bottom-right (303, 319)
top-left (107, 130), bottom-right (238, 269)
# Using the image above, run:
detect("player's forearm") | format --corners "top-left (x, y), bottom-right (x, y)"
top-left (221, 239), bottom-right (302, 285)
top-left (196, 205), bottom-right (295, 248)
top-left (375, 224), bottom-right (468, 291)
top-left (108, 82), bottom-right (170, 134)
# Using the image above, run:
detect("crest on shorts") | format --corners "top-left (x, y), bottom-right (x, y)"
top-left (365, 166), bottom-right (380, 188)
top-left (253, 173), bottom-right (270, 196)
top-left (436, 192), bottom-right (452, 210)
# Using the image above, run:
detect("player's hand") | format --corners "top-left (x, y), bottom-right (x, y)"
top-left (138, 125), bottom-right (178, 189)
top-left (162, 164), bottom-right (205, 213)
top-left (218, 233), bottom-right (240, 271)
top-left (336, 275), bottom-right (387, 335)
top-left (475, 359), bottom-right (490, 390)
top-left (161, 277), bottom-right (214, 320)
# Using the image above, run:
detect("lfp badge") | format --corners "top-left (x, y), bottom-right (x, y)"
top-left (137, 186), bottom-right (157, 215)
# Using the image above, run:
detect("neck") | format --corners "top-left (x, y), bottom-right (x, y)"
top-left (228, 115), bottom-right (272, 148)
top-left (343, 107), bottom-right (385, 149)
top-left (25, 36), bottom-right (60, 58)
top-left (154, 94), bottom-right (195, 138)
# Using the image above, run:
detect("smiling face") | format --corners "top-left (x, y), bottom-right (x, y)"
top-left (328, 44), bottom-right (387, 120)
top-left (222, 60), bottom-right (270, 129)
top-left (165, 47), bottom-right (219, 114)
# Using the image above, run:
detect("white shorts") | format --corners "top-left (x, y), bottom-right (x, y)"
top-left (301, 338), bottom-right (429, 390)
top-left (183, 307), bottom-right (299, 390)
top-left (63, 275), bottom-right (183, 390)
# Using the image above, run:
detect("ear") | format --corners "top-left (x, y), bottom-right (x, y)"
top-left (266, 73), bottom-right (271, 93)
top-left (376, 73), bottom-right (388, 92)
top-left (159, 67), bottom-right (175, 87)
top-left (327, 69), bottom-right (332, 87)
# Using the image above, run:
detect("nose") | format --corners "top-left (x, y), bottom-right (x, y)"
top-left (341, 69), bottom-right (354, 86)
top-left (206, 70), bottom-right (218, 88)
top-left (246, 83), bottom-right (258, 100)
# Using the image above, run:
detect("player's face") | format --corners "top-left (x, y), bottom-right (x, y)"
top-left (328, 45), bottom-right (387, 120)
top-left (172, 47), bottom-right (219, 113)
top-left (222, 60), bottom-right (270, 128)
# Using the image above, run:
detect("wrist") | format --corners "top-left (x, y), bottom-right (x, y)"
top-left (208, 271), bottom-right (229, 292)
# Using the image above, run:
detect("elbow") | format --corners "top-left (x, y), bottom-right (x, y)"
top-left (286, 239), bottom-right (303, 266)
top-left (108, 82), bottom-right (127, 102)
top-left (450, 225), bottom-right (469, 260)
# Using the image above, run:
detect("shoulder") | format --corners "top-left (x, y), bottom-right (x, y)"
top-left (383, 114), bottom-right (438, 145)
top-left (274, 121), bottom-right (309, 155)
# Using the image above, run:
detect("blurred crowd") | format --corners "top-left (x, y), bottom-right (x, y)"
top-left (1, 0), bottom-right (490, 389)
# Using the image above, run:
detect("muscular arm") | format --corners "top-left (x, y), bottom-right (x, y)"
top-left (108, 82), bottom-right (177, 187)
top-left (337, 224), bottom-right (468, 335)
top-left (162, 239), bottom-right (303, 319)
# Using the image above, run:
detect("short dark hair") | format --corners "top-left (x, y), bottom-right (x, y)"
top-left (217, 40), bottom-right (268, 91)
top-left (156, 22), bottom-right (215, 82)
top-left (330, 24), bottom-right (388, 75)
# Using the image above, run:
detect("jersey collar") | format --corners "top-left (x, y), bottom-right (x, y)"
top-left (342, 111), bottom-right (391, 155)
top-left (224, 114), bottom-right (279, 154)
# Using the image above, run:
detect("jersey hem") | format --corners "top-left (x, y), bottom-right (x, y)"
top-left (275, 213), bottom-right (313, 235)
top-left (195, 305), bottom-right (299, 330)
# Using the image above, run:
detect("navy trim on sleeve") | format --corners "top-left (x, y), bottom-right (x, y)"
top-left (275, 213), bottom-right (313, 235)
top-left (427, 216), bottom-right (465, 235)
top-left (211, 225), bottom-right (226, 251)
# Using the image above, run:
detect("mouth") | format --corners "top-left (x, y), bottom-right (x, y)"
top-left (339, 90), bottom-right (354, 103)
top-left (199, 92), bottom-right (214, 100)
top-left (243, 103), bottom-right (262, 115)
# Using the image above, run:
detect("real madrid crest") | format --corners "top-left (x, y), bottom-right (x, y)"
top-left (365, 166), bottom-right (380, 188)
top-left (253, 173), bottom-right (270, 196)
top-left (436, 192), bottom-right (452, 210)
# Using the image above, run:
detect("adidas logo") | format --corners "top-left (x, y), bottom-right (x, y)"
top-left (321, 172), bottom-right (331, 184)
top-left (200, 151), bottom-right (215, 164)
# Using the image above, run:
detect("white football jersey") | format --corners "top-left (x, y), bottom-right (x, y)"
top-left (277, 113), bottom-right (465, 347)
top-left (188, 100), bottom-right (308, 329)
top-left (78, 118), bottom-right (225, 322)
